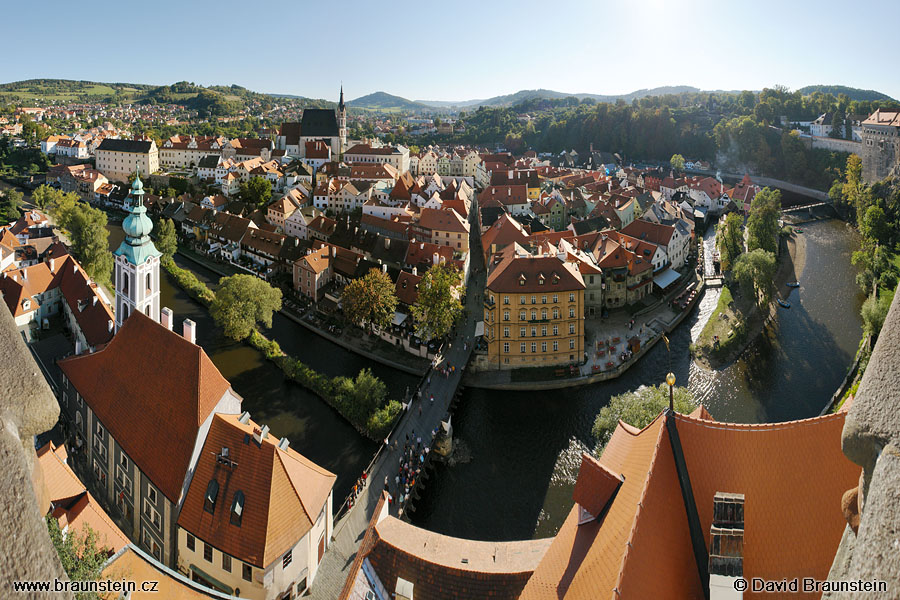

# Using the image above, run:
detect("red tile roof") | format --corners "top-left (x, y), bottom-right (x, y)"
top-left (394, 270), bottom-right (421, 305)
top-left (487, 253), bottom-right (585, 294)
top-left (58, 312), bottom-right (235, 503)
top-left (418, 207), bottom-right (469, 234)
top-left (178, 414), bottom-right (335, 568)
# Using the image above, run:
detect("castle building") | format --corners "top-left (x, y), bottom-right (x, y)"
top-left (861, 109), bottom-right (900, 184)
top-left (113, 173), bottom-right (162, 331)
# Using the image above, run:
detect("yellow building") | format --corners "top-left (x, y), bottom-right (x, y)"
top-left (483, 253), bottom-right (585, 369)
top-left (95, 138), bottom-right (159, 182)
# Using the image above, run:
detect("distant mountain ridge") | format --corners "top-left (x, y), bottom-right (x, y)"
top-left (346, 91), bottom-right (431, 112)
top-left (796, 84), bottom-right (896, 103)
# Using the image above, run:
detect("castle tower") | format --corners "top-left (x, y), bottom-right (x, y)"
top-left (338, 85), bottom-right (347, 156)
top-left (113, 171), bottom-right (162, 331)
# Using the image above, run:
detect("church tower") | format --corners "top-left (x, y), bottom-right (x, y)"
top-left (338, 85), bottom-right (347, 157)
top-left (113, 171), bottom-right (162, 331)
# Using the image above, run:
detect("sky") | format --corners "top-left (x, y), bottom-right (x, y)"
top-left (3, 0), bottom-right (898, 102)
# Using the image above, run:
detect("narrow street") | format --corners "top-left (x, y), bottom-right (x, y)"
top-left (309, 196), bottom-right (486, 598)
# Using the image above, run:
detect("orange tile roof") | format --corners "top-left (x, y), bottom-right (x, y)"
top-left (102, 546), bottom-right (223, 599)
top-left (522, 411), bottom-right (860, 599)
top-left (177, 414), bottom-right (335, 568)
top-left (571, 453), bottom-right (623, 519)
top-left (37, 442), bottom-right (129, 555)
top-left (58, 311), bottom-right (234, 503)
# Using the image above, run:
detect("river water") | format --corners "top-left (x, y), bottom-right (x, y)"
top-left (408, 218), bottom-right (863, 541)
top-left (106, 225), bottom-right (418, 506)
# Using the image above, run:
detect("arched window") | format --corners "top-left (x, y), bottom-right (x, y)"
top-left (204, 479), bottom-right (219, 514)
top-left (122, 272), bottom-right (129, 295)
top-left (146, 272), bottom-right (152, 292)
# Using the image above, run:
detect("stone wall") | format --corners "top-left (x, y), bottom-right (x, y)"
top-left (0, 305), bottom-right (73, 598)
top-left (826, 282), bottom-right (900, 595)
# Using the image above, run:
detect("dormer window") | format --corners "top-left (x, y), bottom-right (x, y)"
top-left (204, 479), bottom-right (219, 514)
top-left (231, 491), bottom-right (244, 527)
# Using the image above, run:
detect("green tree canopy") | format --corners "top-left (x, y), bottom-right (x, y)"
top-left (716, 212), bottom-right (744, 272)
top-left (239, 176), bottom-right (273, 208)
top-left (211, 274), bottom-right (282, 340)
top-left (0, 188), bottom-right (23, 222)
top-left (861, 288), bottom-right (895, 338)
top-left (47, 517), bottom-right (108, 596)
top-left (592, 383), bottom-right (697, 450)
top-left (32, 184), bottom-right (58, 210)
top-left (733, 249), bottom-right (777, 309)
top-left (342, 268), bottom-right (398, 333)
top-left (746, 187), bottom-right (781, 254)
top-left (156, 218), bottom-right (177, 261)
top-left (67, 203), bottom-right (113, 286)
top-left (860, 206), bottom-right (890, 248)
top-left (669, 153), bottom-right (685, 171)
top-left (412, 263), bottom-right (464, 340)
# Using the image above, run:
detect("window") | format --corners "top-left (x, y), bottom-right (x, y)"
top-left (76, 393), bottom-right (82, 407)
top-left (553, 326), bottom-right (560, 337)
top-left (541, 342), bottom-right (547, 352)
top-left (243, 563), bottom-right (253, 582)
top-left (589, 275), bottom-right (595, 284)
top-left (95, 422), bottom-right (104, 439)
top-left (187, 533), bottom-right (195, 552)
top-left (541, 309), bottom-right (548, 320)
top-left (531, 310), bottom-right (537, 321)
top-left (116, 465), bottom-right (132, 494)
top-left (519, 310), bottom-right (526, 321)
top-left (503, 311), bottom-right (510, 322)
top-left (541, 326), bottom-right (547, 336)
top-left (503, 327), bottom-right (509, 338)
top-left (76, 412), bottom-right (83, 432)
top-left (62, 392), bottom-right (68, 406)
top-left (570, 339), bottom-right (576, 349)
top-left (520, 296), bottom-right (526, 304)
top-left (553, 295), bottom-right (558, 303)
top-left (120, 454), bottom-right (128, 469)
top-left (204, 479), bottom-right (219, 514)
top-left (503, 295), bottom-right (509, 305)
top-left (520, 343), bottom-right (526, 353)
top-left (531, 296), bottom-right (536, 304)
top-left (147, 485), bottom-right (158, 505)
top-left (520, 327), bottom-right (526, 337)
top-left (531, 343), bottom-right (537, 353)
top-left (553, 341), bottom-right (559, 351)
top-left (230, 491), bottom-right (244, 527)
top-left (143, 499), bottom-right (161, 530)
top-left (283, 549), bottom-right (293, 569)
top-left (553, 308), bottom-right (559, 319)
top-left (570, 323), bottom-right (576, 334)
top-left (222, 553), bottom-right (232, 572)
top-left (569, 308), bottom-right (576, 318)
top-left (204, 543), bottom-right (213, 562)
top-left (541, 295), bottom-right (547, 304)
top-left (503, 343), bottom-right (510, 353)
top-left (92, 459), bottom-right (107, 486)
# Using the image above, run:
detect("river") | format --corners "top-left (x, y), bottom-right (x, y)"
top-left (407, 218), bottom-right (863, 541)
top-left (106, 224), bottom-right (418, 506)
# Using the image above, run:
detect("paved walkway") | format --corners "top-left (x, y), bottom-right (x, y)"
top-left (309, 202), bottom-right (487, 599)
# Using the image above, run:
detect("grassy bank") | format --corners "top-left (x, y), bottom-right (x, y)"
top-left (691, 285), bottom-right (749, 367)
top-left (161, 258), bottom-right (401, 439)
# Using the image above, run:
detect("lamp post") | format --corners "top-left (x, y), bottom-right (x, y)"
top-left (666, 372), bottom-right (676, 412)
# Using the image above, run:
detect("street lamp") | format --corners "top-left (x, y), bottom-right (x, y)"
top-left (666, 372), bottom-right (676, 412)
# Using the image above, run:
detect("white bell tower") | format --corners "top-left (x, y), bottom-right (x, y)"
top-left (113, 171), bottom-right (162, 331)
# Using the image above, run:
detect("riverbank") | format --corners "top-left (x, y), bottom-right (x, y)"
top-left (692, 230), bottom-right (806, 370)
top-left (175, 248), bottom-right (429, 377)
top-left (161, 257), bottom-right (402, 439)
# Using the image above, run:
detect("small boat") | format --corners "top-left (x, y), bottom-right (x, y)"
top-left (794, 229), bottom-right (804, 234)
top-left (777, 299), bottom-right (791, 308)
top-left (787, 282), bottom-right (800, 288)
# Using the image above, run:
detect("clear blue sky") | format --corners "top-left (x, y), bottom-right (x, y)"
top-left (5, 0), bottom-right (898, 102)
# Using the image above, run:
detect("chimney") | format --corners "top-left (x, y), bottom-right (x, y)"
top-left (253, 424), bottom-right (270, 444)
top-left (412, 266), bottom-right (417, 276)
top-left (331, 246), bottom-right (336, 257)
top-left (395, 578), bottom-right (414, 600)
top-left (433, 252), bottom-right (439, 265)
top-left (108, 319), bottom-right (114, 333)
top-left (49, 258), bottom-right (55, 273)
top-left (161, 307), bottom-right (174, 331)
top-left (278, 437), bottom-right (290, 450)
top-left (21, 269), bottom-right (26, 281)
top-left (384, 237), bottom-right (391, 249)
top-left (238, 411), bottom-right (251, 424)
top-left (709, 492), bottom-right (745, 599)
top-left (382, 263), bottom-right (387, 273)
top-left (92, 296), bottom-right (98, 306)
top-left (183, 318), bottom-right (197, 344)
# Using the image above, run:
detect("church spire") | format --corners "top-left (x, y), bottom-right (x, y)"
top-left (339, 84), bottom-right (345, 112)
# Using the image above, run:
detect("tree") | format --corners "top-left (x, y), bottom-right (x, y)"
top-left (861, 288), bottom-right (895, 338)
top-left (67, 203), bottom-right (113, 285)
top-left (592, 384), bottom-right (697, 449)
top-left (239, 176), bottom-right (272, 208)
top-left (211, 274), bottom-right (283, 340)
top-left (412, 263), bottom-right (464, 340)
top-left (156, 218), bottom-right (178, 261)
top-left (32, 184), bottom-right (58, 210)
top-left (716, 212), bottom-right (744, 272)
top-left (860, 206), bottom-right (890, 248)
top-left (46, 517), bottom-right (108, 597)
top-left (0, 188), bottom-right (22, 222)
top-left (342, 268), bottom-right (398, 333)
top-left (669, 153), bottom-right (685, 171)
top-left (746, 187), bottom-right (781, 254)
top-left (733, 249), bottom-right (777, 309)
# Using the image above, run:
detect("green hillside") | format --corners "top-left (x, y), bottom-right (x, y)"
top-left (796, 85), bottom-right (896, 102)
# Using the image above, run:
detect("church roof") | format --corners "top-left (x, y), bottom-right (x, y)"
top-left (299, 109), bottom-right (339, 138)
top-left (58, 311), bottom-right (236, 503)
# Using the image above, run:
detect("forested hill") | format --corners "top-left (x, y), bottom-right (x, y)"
top-left (796, 85), bottom-right (896, 103)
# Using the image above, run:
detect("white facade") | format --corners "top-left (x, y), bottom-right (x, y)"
top-left (114, 253), bottom-right (160, 330)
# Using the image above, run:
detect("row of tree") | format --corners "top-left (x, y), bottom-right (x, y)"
top-left (343, 262), bottom-right (464, 341)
